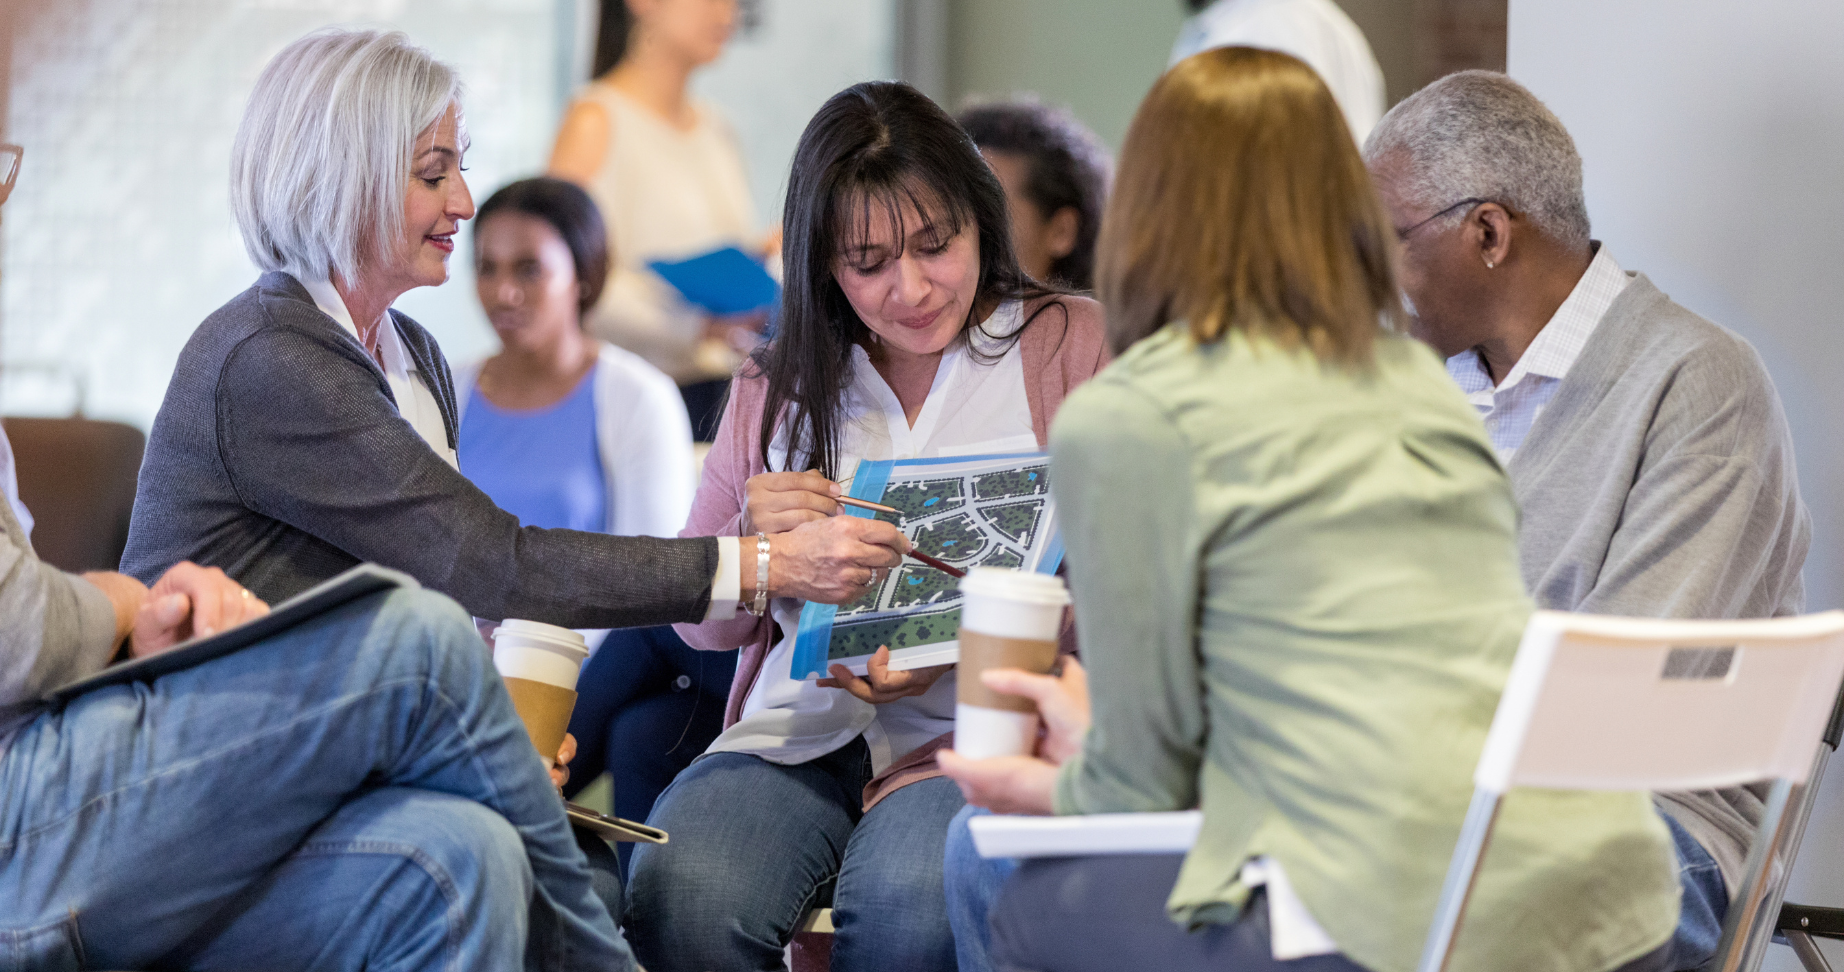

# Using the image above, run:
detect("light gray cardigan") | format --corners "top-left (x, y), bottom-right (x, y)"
top-left (1510, 270), bottom-right (1810, 890)
top-left (0, 432), bottom-right (118, 756)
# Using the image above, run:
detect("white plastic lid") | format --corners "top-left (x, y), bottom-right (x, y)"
top-left (494, 619), bottom-right (588, 658)
top-left (958, 567), bottom-right (1070, 607)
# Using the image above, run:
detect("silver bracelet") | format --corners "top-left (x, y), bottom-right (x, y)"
top-left (745, 533), bottom-right (770, 617)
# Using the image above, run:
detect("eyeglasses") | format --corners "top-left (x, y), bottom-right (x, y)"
top-left (1395, 196), bottom-right (1490, 242)
top-left (0, 144), bottom-right (20, 208)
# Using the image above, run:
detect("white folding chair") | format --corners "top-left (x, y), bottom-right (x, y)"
top-left (968, 610), bottom-right (1844, 972)
top-left (1420, 610), bottom-right (1844, 972)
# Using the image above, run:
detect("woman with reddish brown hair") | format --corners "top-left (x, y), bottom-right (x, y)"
top-left (938, 47), bottom-right (1679, 972)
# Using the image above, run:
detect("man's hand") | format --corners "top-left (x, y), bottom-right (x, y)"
top-left (765, 515), bottom-right (907, 604)
top-left (819, 645), bottom-right (952, 704)
top-left (131, 562), bottom-right (270, 657)
top-left (936, 659), bottom-right (1092, 815)
top-left (745, 469), bottom-right (842, 535)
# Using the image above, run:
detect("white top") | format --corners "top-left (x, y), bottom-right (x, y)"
top-left (574, 83), bottom-right (762, 383)
top-left (1445, 245), bottom-right (1630, 460)
top-left (454, 343), bottom-right (696, 539)
top-left (300, 277), bottom-right (741, 622)
top-left (0, 428), bottom-right (31, 540)
top-left (707, 302), bottom-right (1041, 773)
top-left (1171, 0), bottom-right (1387, 145)
top-left (300, 276), bottom-right (458, 470)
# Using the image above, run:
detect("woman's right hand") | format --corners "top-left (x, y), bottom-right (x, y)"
top-left (745, 469), bottom-right (844, 535)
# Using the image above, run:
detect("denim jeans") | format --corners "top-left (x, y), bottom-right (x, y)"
top-left (0, 588), bottom-right (633, 972)
top-left (564, 624), bottom-right (735, 876)
top-left (951, 806), bottom-right (1718, 972)
top-left (625, 738), bottom-right (965, 972)
top-left (1664, 811), bottom-right (1728, 970)
top-left (944, 805), bottom-right (1014, 972)
top-left (991, 854), bottom-right (1673, 972)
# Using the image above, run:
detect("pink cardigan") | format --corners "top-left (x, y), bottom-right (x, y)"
top-left (675, 296), bottom-right (1110, 807)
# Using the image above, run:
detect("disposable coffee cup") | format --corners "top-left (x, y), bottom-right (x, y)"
top-left (492, 620), bottom-right (589, 769)
top-left (955, 568), bottom-right (1071, 759)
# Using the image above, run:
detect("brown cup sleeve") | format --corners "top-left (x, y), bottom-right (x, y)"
top-left (958, 631), bottom-right (1059, 713)
top-left (503, 677), bottom-right (578, 761)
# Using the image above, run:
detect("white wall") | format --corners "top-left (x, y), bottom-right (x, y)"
top-left (0, 0), bottom-right (895, 428)
top-left (1509, 3), bottom-right (1844, 967)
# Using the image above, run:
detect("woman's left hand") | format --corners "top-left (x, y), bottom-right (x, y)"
top-left (819, 645), bottom-right (952, 704)
top-left (550, 733), bottom-right (577, 792)
top-left (936, 750), bottom-right (1059, 815)
top-left (936, 659), bottom-right (1093, 815)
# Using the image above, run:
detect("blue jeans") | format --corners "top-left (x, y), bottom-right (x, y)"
top-left (564, 625), bottom-right (735, 876)
top-left (949, 807), bottom-right (1724, 972)
top-left (1664, 811), bottom-right (1727, 970)
top-left (945, 806), bottom-right (1013, 972)
top-left (625, 738), bottom-right (965, 972)
top-left (0, 588), bottom-right (634, 972)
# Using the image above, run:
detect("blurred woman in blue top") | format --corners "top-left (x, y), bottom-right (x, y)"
top-left (457, 177), bottom-right (735, 865)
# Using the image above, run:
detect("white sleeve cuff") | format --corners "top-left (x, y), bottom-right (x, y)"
top-left (704, 536), bottom-right (741, 621)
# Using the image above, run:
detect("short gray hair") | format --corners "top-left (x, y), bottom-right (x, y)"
top-left (231, 29), bottom-right (462, 284)
top-left (1364, 71), bottom-right (1590, 248)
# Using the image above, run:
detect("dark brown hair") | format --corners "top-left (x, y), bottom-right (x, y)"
top-left (754, 81), bottom-right (1066, 478)
top-left (958, 99), bottom-right (1112, 290)
top-left (1096, 46), bottom-right (1403, 363)
top-left (475, 177), bottom-right (611, 316)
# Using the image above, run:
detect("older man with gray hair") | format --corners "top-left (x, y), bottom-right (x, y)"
top-left (1366, 70), bottom-right (1810, 970)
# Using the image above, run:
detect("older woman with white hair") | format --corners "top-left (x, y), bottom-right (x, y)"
top-left (122, 31), bottom-right (903, 658)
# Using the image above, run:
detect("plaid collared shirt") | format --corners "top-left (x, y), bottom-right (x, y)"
top-left (1446, 245), bottom-right (1629, 460)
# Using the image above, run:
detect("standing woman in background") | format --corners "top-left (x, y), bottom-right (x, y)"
top-left (957, 99), bottom-right (1111, 291)
top-left (455, 176), bottom-right (735, 869)
top-left (550, 0), bottom-right (772, 440)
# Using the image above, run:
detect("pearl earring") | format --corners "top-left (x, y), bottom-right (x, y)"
top-left (1485, 258), bottom-right (1496, 269)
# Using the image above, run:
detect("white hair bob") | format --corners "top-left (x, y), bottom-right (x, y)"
top-left (231, 29), bottom-right (462, 285)
top-left (1364, 70), bottom-right (1591, 249)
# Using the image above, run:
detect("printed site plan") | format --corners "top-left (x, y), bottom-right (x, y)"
top-left (790, 452), bottom-right (1064, 679)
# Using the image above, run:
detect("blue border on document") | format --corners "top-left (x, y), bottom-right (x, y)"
top-left (788, 452), bottom-right (1054, 679)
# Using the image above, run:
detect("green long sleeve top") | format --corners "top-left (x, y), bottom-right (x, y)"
top-left (1049, 325), bottom-right (1678, 972)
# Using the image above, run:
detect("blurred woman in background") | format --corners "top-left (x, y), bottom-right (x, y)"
top-left (457, 176), bottom-right (735, 872)
top-left (550, 0), bottom-right (773, 440)
top-left (957, 98), bottom-right (1111, 290)
top-left (623, 81), bottom-right (1108, 972)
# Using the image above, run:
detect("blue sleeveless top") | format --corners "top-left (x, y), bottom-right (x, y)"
top-left (459, 366), bottom-right (607, 532)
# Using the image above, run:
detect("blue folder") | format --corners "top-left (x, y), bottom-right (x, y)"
top-left (647, 245), bottom-right (779, 316)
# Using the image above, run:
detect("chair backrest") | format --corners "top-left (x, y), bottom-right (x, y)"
top-left (1, 416), bottom-right (145, 572)
top-left (1474, 610), bottom-right (1844, 795)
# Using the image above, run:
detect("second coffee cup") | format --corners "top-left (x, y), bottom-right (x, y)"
top-left (955, 567), bottom-right (1071, 759)
top-left (491, 619), bottom-right (589, 769)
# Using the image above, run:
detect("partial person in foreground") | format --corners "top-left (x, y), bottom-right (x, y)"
top-left (938, 47), bottom-right (1679, 972)
top-left (623, 80), bottom-right (1108, 972)
top-left (1363, 70), bottom-right (1809, 971)
top-left (122, 29), bottom-right (904, 637)
top-left (0, 151), bottom-right (633, 972)
top-left (455, 176), bottom-right (734, 871)
top-left (957, 98), bottom-right (1111, 290)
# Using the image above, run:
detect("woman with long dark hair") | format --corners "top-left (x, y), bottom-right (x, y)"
top-left (622, 81), bottom-right (1108, 972)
